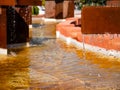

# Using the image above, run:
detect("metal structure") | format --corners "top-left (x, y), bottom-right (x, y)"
top-left (81, 6), bottom-right (120, 34)
top-left (0, 0), bottom-right (42, 54)
top-left (0, 0), bottom-right (74, 54)
top-left (45, 0), bottom-right (74, 19)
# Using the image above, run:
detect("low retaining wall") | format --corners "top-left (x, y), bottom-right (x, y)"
top-left (56, 17), bottom-right (120, 58)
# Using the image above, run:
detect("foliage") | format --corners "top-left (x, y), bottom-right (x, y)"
top-left (42, 0), bottom-right (45, 6)
top-left (75, 0), bottom-right (107, 10)
top-left (32, 6), bottom-right (39, 15)
top-left (32, 0), bottom-right (45, 15)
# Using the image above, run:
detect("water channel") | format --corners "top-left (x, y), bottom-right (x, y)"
top-left (0, 18), bottom-right (120, 90)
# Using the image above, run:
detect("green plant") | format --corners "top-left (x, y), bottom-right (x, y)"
top-left (42, 0), bottom-right (45, 6)
top-left (32, 6), bottom-right (39, 15)
top-left (79, 0), bottom-right (107, 9)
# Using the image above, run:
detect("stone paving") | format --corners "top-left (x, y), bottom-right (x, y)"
top-left (0, 18), bottom-right (120, 90)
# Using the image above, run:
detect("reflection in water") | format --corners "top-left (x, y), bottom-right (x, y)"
top-left (76, 48), bottom-right (120, 69)
top-left (59, 39), bottom-right (120, 70)
top-left (0, 48), bottom-right (30, 90)
top-left (0, 21), bottom-right (120, 89)
top-left (0, 39), bottom-right (120, 90)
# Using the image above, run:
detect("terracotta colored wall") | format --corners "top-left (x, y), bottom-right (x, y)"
top-left (7, 6), bottom-right (31, 44)
top-left (81, 6), bottom-right (120, 34)
top-left (45, 1), bottom-right (63, 19)
top-left (0, 7), bottom-right (7, 48)
top-left (66, 0), bottom-right (74, 18)
top-left (55, 2), bottom-right (63, 19)
top-left (0, 0), bottom-right (15, 5)
top-left (45, 1), bottom-right (55, 18)
top-left (63, 0), bottom-right (74, 18)
top-left (0, 0), bottom-right (38, 50)
top-left (0, 6), bottom-right (31, 48)
top-left (17, 0), bottom-right (42, 5)
top-left (0, 0), bottom-right (42, 6)
top-left (0, 7), bottom-right (1, 14)
top-left (45, 0), bottom-right (74, 19)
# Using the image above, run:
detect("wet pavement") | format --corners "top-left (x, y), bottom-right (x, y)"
top-left (0, 18), bottom-right (120, 90)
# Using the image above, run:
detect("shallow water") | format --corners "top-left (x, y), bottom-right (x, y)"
top-left (0, 39), bottom-right (120, 90)
top-left (0, 20), bottom-right (120, 90)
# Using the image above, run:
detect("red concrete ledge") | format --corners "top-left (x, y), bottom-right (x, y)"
top-left (77, 34), bottom-right (120, 51)
top-left (57, 32), bottom-right (120, 58)
top-left (61, 26), bottom-right (81, 39)
top-left (56, 20), bottom-right (75, 32)
top-left (56, 17), bottom-right (81, 32)
top-left (56, 17), bottom-right (120, 51)
top-left (58, 25), bottom-right (75, 36)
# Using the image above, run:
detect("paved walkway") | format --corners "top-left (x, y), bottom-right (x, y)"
top-left (0, 19), bottom-right (120, 90)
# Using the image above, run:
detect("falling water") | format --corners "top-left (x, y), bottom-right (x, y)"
top-left (82, 34), bottom-right (86, 60)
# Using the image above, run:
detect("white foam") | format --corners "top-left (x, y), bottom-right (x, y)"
top-left (0, 48), bottom-right (7, 55)
top-left (56, 31), bottom-right (60, 38)
top-left (44, 18), bottom-right (56, 22)
top-left (66, 37), bottom-right (71, 45)
top-left (29, 25), bottom-right (32, 28)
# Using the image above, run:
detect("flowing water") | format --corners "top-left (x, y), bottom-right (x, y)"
top-left (82, 34), bottom-right (86, 60)
top-left (0, 18), bottom-right (120, 90)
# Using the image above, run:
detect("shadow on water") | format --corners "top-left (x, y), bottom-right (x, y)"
top-left (32, 24), bottom-right (45, 28)
top-left (0, 38), bottom-right (120, 90)
top-left (29, 37), bottom-right (56, 46)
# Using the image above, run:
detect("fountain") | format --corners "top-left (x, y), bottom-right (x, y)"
top-left (0, 0), bottom-right (42, 54)
top-left (56, 6), bottom-right (120, 58)
top-left (80, 6), bottom-right (120, 57)
top-left (0, 2), bottom-right (120, 89)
